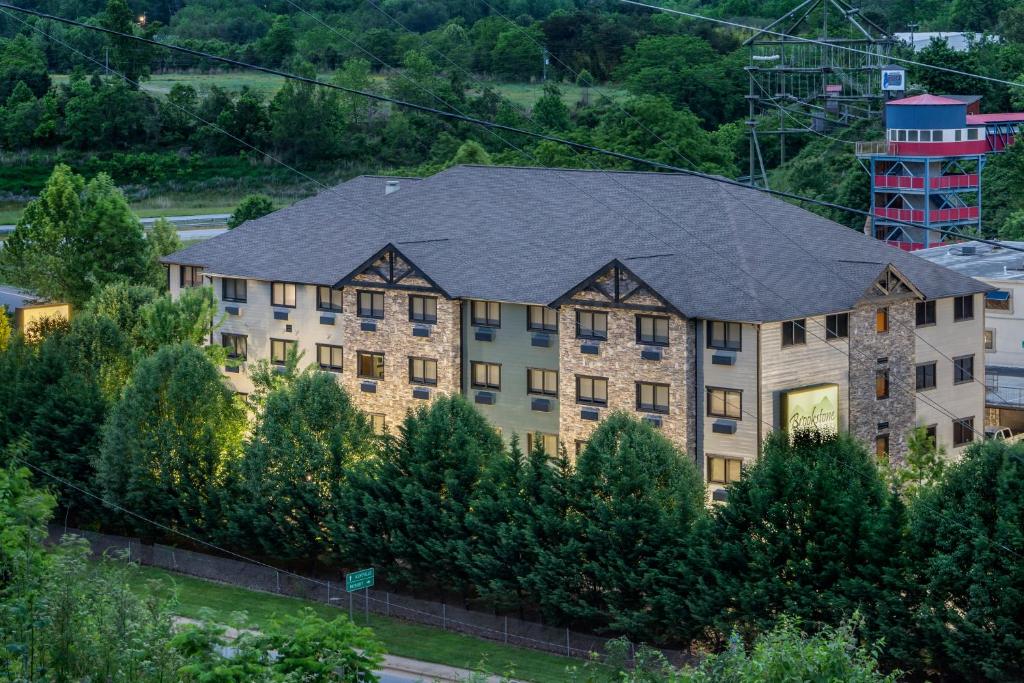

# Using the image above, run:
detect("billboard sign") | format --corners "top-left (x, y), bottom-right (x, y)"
top-left (782, 384), bottom-right (839, 435)
top-left (882, 68), bottom-right (906, 91)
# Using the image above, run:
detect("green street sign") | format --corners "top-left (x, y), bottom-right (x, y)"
top-left (346, 568), bottom-right (374, 592)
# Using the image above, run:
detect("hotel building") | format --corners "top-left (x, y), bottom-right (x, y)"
top-left (164, 165), bottom-right (988, 493)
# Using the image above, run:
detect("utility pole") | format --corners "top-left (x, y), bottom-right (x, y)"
top-left (542, 47), bottom-right (549, 82)
top-left (907, 22), bottom-right (919, 51)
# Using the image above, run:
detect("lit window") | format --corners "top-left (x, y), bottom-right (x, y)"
top-left (470, 361), bottom-right (501, 390)
top-left (575, 310), bottom-right (607, 340)
top-left (181, 266), bottom-right (204, 288)
top-left (317, 344), bottom-right (343, 372)
top-left (636, 382), bottom-right (669, 414)
top-left (527, 306), bottom-right (558, 332)
top-left (875, 434), bottom-right (889, 459)
top-left (526, 432), bottom-right (559, 456)
top-left (357, 351), bottom-right (385, 379)
top-left (471, 301), bottom-right (501, 327)
top-left (317, 286), bottom-right (343, 312)
top-left (271, 282), bottom-right (296, 307)
top-left (270, 338), bottom-right (296, 366)
top-left (876, 369), bottom-right (890, 400)
top-left (222, 278), bottom-right (247, 302)
top-left (707, 387), bottom-right (742, 419)
top-left (985, 329), bottom-right (995, 351)
top-left (369, 413), bottom-right (386, 435)
top-left (782, 319), bottom-right (806, 347)
top-left (409, 295), bottom-right (437, 323)
top-left (576, 375), bottom-right (608, 406)
top-left (707, 456), bottom-right (742, 484)
top-left (222, 333), bottom-right (247, 360)
top-left (408, 357), bottom-right (437, 385)
top-left (876, 307), bottom-right (889, 333)
top-left (358, 291), bottom-right (384, 318)
top-left (825, 313), bottom-right (848, 339)
top-left (636, 315), bottom-right (669, 346)
top-left (527, 368), bottom-right (558, 396)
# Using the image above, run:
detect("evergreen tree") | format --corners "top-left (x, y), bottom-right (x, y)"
top-left (532, 83), bottom-right (570, 131)
top-left (227, 372), bottom-right (374, 562)
top-left (907, 439), bottom-right (1024, 681)
top-left (97, 343), bottom-right (245, 537)
top-left (0, 35), bottom-right (50, 101)
top-left (99, 0), bottom-right (153, 85)
top-left (691, 432), bottom-right (911, 659)
top-left (339, 395), bottom-right (503, 594)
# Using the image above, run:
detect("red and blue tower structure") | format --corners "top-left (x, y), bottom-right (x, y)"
top-left (857, 93), bottom-right (1024, 249)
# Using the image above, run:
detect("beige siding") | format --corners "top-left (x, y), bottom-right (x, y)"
top-left (701, 322), bottom-right (759, 463)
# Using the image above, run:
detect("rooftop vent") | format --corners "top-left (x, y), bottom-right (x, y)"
top-left (385, 180), bottom-right (400, 195)
top-left (958, 245), bottom-right (976, 256)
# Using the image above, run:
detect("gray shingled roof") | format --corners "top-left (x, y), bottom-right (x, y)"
top-left (164, 165), bottom-right (989, 322)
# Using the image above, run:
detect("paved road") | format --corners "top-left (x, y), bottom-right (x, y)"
top-left (0, 213), bottom-right (230, 238)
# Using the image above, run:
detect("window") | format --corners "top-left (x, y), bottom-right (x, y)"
top-left (916, 300), bottom-right (936, 326)
top-left (955, 129), bottom-right (962, 142)
top-left (825, 313), bottom-right (848, 339)
top-left (357, 351), bottom-right (385, 379)
top-left (526, 432), bottom-right (559, 456)
top-left (270, 338), bottom-right (295, 366)
top-left (470, 361), bottom-right (501, 390)
top-left (967, 128), bottom-right (979, 140)
top-left (953, 417), bottom-right (974, 447)
top-left (358, 290), bottom-right (384, 318)
top-left (471, 300), bottom-right (500, 327)
top-left (707, 387), bottom-right (742, 419)
top-left (925, 424), bottom-right (938, 443)
top-left (180, 266), bottom-right (204, 288)
top-left (409, 295), bottom-right (437, 323)
top-left (636, 315), bottom-right (669, 345)
top-left (636, 382), bottom-right (670, 414)
top-left (221, 333), bottom-right (247, 360)
top-left (527, 306), bottom-right (558, 332)
top-left (876, 307), bottom-right (889, 333)
top-left (317, 344), bottom-right (343, 372)
top-left (781, 319), bottom-right (806, 347)
top-left (271, 282), bottom-right (296, 308)
top-left (576, 375), bottom-right (608, 406)
top-left (931, 129), bottom-right (942, 141)
top-left (575, 440), bottom-right (588, 457)
top-left (954, 295), bottom-right (974, 321)
top-left (986, 290), bottom-right (1012, 312)
top-left (409, 357), bottom-right (438, 385)
top-left (875, 434), bottom-right (890, 459)
top-left (317, 286), bottom-right (343, 312)
top-left (985, 329), bottom-right (995, 351)
top-left (707, 321), bottom-right (742, 350)
top-left (707, 456), bottom-right (742, 485)
top-left (908, 130), bottom-right (918, 142)
top-left (919, 130), bottom-right (930, 142)
top-left (369, 413), bottom-right (386, 435)
top-left (897, 129), bottom-right (907, 142)
top-left (876, 369), bottom-right (890, 400)
top-left (576, 310), bottom-right (608, 340)
top-left (527, 368), bottom-right (558, 396)
top-left (953, 354), bottom-right (974, 384)
top-left (916, 362), bottom-right (937, 390)
top-left (222, 278), bottom-right (247, 303)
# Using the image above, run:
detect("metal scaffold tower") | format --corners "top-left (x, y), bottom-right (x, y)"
top-left (745, 0), bottom-right (895, 186)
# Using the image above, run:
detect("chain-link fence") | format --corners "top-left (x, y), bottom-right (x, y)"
top-left (47, 525), bottom-right (690, 666)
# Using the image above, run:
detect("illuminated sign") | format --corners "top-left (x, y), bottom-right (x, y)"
top-left (882, 69), bottom-right (906, 91)
top-left (782, 384), bottom-right (839, 435)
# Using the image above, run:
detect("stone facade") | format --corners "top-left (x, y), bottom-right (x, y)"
top-left (339, 285), bottom-right (461, 434)
top-left (557, 297), bottom-right (694, 455)
top-left (847, 298), bottom-right (917, 462)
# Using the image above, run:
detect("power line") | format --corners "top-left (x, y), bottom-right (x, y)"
top-left (620, 0), bottom-right (1024, 91)
top-left (1, 1), bottom-right (1019, 255)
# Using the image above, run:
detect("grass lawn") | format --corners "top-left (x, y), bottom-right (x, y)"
top-left (128, 565), bottom-right (586, 683)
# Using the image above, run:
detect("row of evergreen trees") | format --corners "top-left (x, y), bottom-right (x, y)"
top-left (2, 286), bottom-right (1021, 680)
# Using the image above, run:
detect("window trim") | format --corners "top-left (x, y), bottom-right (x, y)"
top-left (221, 277), bottom-right (247, 303)
top-left (526, 367), bottom-right (558, 397)
top-left (470, 361), bottom-right (501, 390)
top-left (470, 300), bottom-right (501, 328)
top-left (221, 332), bottom-right (247, 361)
top-left (316, 343), bottom-right (344, 372)
top-left (953, 294), bottom-right (974, 322)
top-left (825, 313), bottom-right (849, 340)
top-left (707, 320), bottom-right (742, 351)
top-left (781, 319), bottom-right (807, 347)
top-left (916, 300), bottom-right (936, 327)
top-left (916, 361), bottom-right (937, 391)
top-left (876, 368), bottom-right (890, 400)
top-left (527, 305), bottom-right (558, 333)
top-left (369, 413), bottom-right (386, 435)
top-left (707, 455), bottom-right (742, 485)
top-left (985, 328), bottom-right (995, 351)
top-left (635, 381), bottom-right (670, 415)
top-left (575, 374), bottom-right (609, 407)
top-left (408, 294), bottom-right (438, 324)
top-left (635, 314), bottom-right (670, 346)
top-left (575, 309), bottom-right (608, 341)
top-left (316, 286), bottom-right (343, 313)
top-left (408, 356), bottom-right (438, 386)
top-left (180, 265), bottom-right (204, 289)
top-left (357, 290), bottom-right (385, 319)
top-left (706, 386), bottom-right (743, 420)
top-left (953, 416), bottom-right (975, 447)
top-left (271, 281), bottom-right (297, 308)
top-left (953, 354), bottom-right (975, 385)
top-left (356, 350), bottom-right (385, 379)
top-left (526, 432), bottom-right (559, 456)
top-left (269, 337), bottom-right (295, 366)
top-left (876, 306), bottom-right (889, 334)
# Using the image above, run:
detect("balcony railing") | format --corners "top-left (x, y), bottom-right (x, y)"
top-left (873, 174), bottom-right (980, 190)
top-left (873, 206), bottom-right (979, 223)
top-left (987, 371), bottom-right (1024, 408)
top-left (856, 140), bottom-right (892, 156)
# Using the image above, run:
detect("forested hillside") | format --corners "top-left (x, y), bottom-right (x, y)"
top-left (0, 0), bottom-right (1022, 232)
